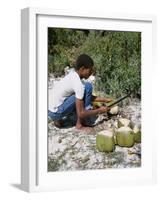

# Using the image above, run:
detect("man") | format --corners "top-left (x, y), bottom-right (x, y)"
top-left (48, 54), bottom-right (112, 132)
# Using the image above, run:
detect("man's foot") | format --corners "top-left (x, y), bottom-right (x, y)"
top-left (54, 120), bottom-right (64, 128)
top-left (75, 124), bottom-right (93, 133)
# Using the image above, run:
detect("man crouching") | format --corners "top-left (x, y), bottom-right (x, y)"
top-left (48, 54), bottom-right (112, 132)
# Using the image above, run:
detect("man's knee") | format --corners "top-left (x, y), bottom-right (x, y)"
top-left (84, 82), bottom-right (93, 92)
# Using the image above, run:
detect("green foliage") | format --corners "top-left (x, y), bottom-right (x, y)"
top-left (48, 28), bottom-right (141, 97)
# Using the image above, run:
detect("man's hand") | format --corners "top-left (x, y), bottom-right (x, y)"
top-left (98, 106), bottom-right (110, 114)
top-left (92, 95), bottom-right (113, 103)
top-left (105, 98), bottom-right (113, 103)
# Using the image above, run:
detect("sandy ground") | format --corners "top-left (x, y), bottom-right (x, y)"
top-left (48, 75), bottom-right (141, 171)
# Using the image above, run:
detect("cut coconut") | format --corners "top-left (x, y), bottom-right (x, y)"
top-left (118, 118), bottom-right (131, 128)
top-left (133, 125), bottom-right (141, 143)
top-left (109, 106), bottom-right (119, 115)
top-left (96, 130), bottom-right (115, 152)
top-left (116, 126), bottom-right (134, 147)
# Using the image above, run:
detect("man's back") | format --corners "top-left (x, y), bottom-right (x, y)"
top-left (49, 70), bottom-right (84, 112)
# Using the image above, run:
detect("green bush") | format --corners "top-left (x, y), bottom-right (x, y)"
top-left (48, 28), bottom-right (141, 98)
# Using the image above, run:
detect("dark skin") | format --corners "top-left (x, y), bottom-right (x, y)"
top-left (54, 66), bottom-right (112, 132)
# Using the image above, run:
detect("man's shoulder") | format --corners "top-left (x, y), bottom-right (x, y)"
top-left (68, 70), bottom-right (80, 81)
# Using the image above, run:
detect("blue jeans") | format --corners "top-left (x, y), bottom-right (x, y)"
top-left (48, 82), bottom-right (93, 120)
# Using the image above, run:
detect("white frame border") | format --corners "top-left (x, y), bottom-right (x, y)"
top-left (21, 7), bottom-right (157, 192)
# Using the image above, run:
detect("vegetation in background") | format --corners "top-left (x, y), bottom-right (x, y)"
top-left (48, 28), bottom-right (141, 98)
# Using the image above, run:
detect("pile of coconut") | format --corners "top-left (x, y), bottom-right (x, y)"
top-left (96, 116), bottom-right (141, 153)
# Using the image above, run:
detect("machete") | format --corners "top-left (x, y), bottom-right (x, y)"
top-left (108, 92), bottom-right (132, 108)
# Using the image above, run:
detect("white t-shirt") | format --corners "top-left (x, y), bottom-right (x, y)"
top-left (49, 70), bottom-right (85, 112)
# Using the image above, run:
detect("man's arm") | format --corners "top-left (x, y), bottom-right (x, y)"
top-left (92, 95), bottom-right (112, 103)
top-left (75, 98), bottom-right (109, 119)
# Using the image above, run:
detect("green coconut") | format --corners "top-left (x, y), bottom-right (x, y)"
top-left (133, 125), bottom-right (141, 143)
top-left (92, 101), bottom-right (102, 108)
top-left (116, 126), bottom-right (134, 147)
top-left (96, 130), bottom-right (115, 152)
top-left (118, 118), bottom-right (132, 128)
top-left (109, 106), bottom-right (119, 115)
top-left (113, 133), bottom-right (117, 145)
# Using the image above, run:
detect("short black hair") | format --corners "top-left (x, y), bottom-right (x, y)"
top-left (75, 54), bottom-right (94, 70)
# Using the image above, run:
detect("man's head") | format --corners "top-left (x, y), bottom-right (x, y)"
top-left (75, 54), bottom-right (94, 79)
